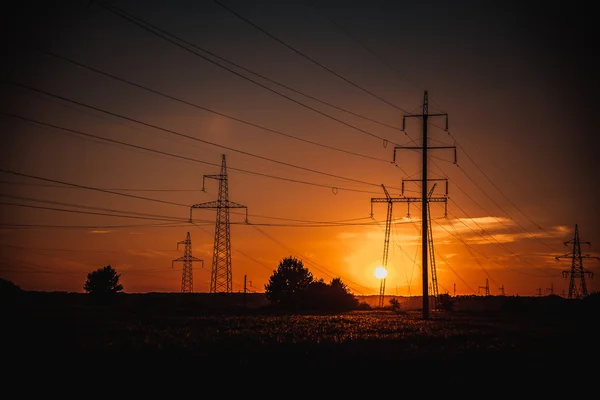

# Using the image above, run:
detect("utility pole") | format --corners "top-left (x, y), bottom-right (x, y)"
top-left (453, 282), bottom-right (456, 297)
top-left (478, 278), bottom-right (489, 296)
top-left (190, 154), bottom-right (248, 293)
top-left (243, 275), bottom-right (252, 307)
top-left (546, 283), bottom-right (554, 295)
top-left (172, 232), bottom-right (204, 293)
top-left (393, 90), bottom-right (455, 319)
top-left (555, 224), bottom-right (598, 299)
top-left (404, 178), bottom-right (448, 311)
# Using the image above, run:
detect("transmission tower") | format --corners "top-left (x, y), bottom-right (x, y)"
top-left (478, 278), bottom-right (489, 296)
top-left (498, 284), bottom-right (505, 296)
top-left (172, 232), bottom-right (204, 293)
top-left (426, 184), bottom-right (441, 310)
top-left (555, 224), bottom-right (598, 299)
top-left (393, 90), bottom-right (456, 319)
top-left (370, 183), bottom-right (448, 310)
top-left (190, 154), bottom-right (248, 293)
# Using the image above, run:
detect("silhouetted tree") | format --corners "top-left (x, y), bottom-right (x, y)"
top-left (265, 256), bottom-right (313, 306)
top-left (84, 265), bottom-right (123, 302)
top-left (437, 293), bottom-right (454, 311)
top-left (265, 257), bottom-right (359, 312)
top-left (0, 278), bottom-right (22, 303)
top-left (325, 277), bottom-right (359, 311)
top-left (301, 278), bottom-right (328, 309)
top-left (389, 297), bottom-right (401, 311)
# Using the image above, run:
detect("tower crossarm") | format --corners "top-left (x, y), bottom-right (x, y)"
top-left (370, 196), bottom-right (446, 217)
top-left (172, 256), bottom-right (204, 264)
top-left (190, 201), bottom-right (249, 222)
top-left (370, 197), bottom-right (447, 203)
top-left (393, 146), bottom-right (457, 164)
top-left (202, 174), bottom-right (224, 191)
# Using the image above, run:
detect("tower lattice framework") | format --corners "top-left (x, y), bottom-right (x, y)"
top-left (556, 224), bottom-right (598, 299)
top-left (172, 232), bottom-right (203, 293)
top-left (190, 154), bottom-right (248, 293)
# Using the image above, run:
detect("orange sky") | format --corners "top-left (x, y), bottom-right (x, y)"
top-left (1, 0), bottom-right (598, 297)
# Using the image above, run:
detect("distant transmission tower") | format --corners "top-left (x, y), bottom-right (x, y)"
top-left (478, 278), bottom-right (489, 296)
top-left (190, 154), bottom-right (248, 293)
top-left (555, 224), bottom-right (598, 299)
top-left (172, 232), bottom-right (204, 293)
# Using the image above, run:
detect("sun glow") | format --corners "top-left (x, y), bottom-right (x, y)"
top-left (374, 266), bottom-right (387, 279)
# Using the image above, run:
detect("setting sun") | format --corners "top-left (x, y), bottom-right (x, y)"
top-left (374, 266), bottom-right (387, 279)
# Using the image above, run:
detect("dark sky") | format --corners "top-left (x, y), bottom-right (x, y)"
top-left (1, 0), bottom-right (598, 295)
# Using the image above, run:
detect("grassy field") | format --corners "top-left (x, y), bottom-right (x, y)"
top-left (2, 291), bottom-right (598, 375)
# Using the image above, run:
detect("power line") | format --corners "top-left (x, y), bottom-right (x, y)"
top-left (2, 111), bottom-right (391, 195)
top-left (441, 212), bottom-right (556, 278)
top-left (453, 162), bottom-right (562, 252)
top-left (0, 168), bottom-right (406, 228)
top-left (0, 167), bottom-right (189, 208)
top-left (0, 166), bottom-right (417, 229)
top-left (93, 1), bottom-right (400, 146)
top-left (423, 158), bottom-right (563, 271)
top-left (0, 192), bottom-right (195, 222)
top-left (304, 0), bottom-right (564, 256)
top-left (0, 201), bottom-right (188, 222)
top-left (192, 222), bottom-right (273, 274)
top-left (305, 0), bottom-right (424, 96)
top-left (44, 40), bottom-right (404, 133)
top-left (0, 243), bottom-right (176, 253)
top-left (0, 180), bottom-right (206, 192)
top-left (426, 156), bottom-right (562, 254)
top-left (405, 202), bottom-right (477, 294)
top-left (0, 222), bottom-right (191, 229)
top-left (304, 0), bottom-right (563, 256)
top-left (6, 82), bottom-right (398, 188)
top-left (39, 49), bottom-right (394, 162)
top-left (212, 0), bottom-right (412, 115)
top-left (445, 197), bottom-right (556, 277)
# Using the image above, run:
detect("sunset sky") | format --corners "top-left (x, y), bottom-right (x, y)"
top-left (1, 0), bottom-right (598, 297)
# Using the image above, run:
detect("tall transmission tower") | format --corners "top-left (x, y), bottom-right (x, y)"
top-left (555, 224), bottom-right (598, 299)
top-left (172, 232), bottom-right (204, 293)
top-left (190, 154), bottom-right (248, 293)
top-left (393, 90), bottom-right (455, 319)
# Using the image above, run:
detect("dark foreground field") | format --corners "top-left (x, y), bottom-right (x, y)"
top-left (2, 291), bottom-right (599, 377)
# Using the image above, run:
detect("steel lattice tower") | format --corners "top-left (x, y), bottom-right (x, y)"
top-left (172, 232), bottom-right (204, 293)
top-left (190, 154), bottom-right (248, 293)
top-left (556, 224), bottom-right (598, 299)
top-left (426, 184), bottom-right (440, 310)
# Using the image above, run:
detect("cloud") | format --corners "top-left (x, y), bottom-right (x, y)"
top-left (127, 249), bottom-right (170, 258)
top-left (89, 230), bottom-right (111, 234)
top-left (337, 231), bottom-right (360, 239)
